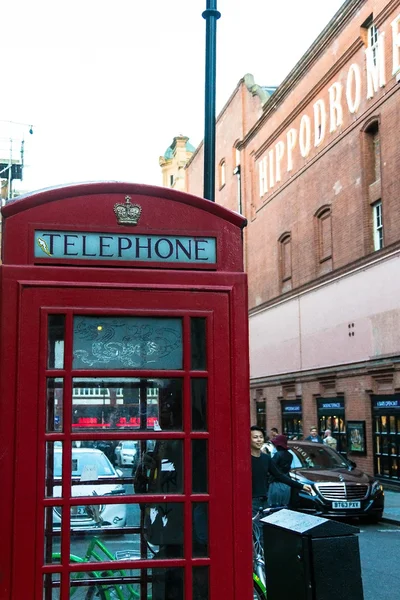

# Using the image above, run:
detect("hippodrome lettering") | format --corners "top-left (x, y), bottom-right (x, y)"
top-left (259, 13), bottom-right (400, 197)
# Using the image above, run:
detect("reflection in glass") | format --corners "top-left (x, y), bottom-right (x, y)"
top-left (48, 315), bottom-right (65, 369)
top-left (390, 416), bottom-right (396, 433)
top-left (191, 317), bottom-right (207, 370)
top-left (192, 439), bottom-right (208, 493)
top-left (44, 507), bottom-right (61, 564)
top-left (73, 316), bottom-right (183, 370)
top-left (153, 566), bottom-right (184, 600)
top-left (46, 442), bottom-right (62, 498)
top-left (67, 568), bottom-right (183, 600)
top-left (46, 378), bottom-right (63, 432)
top-left (134, 440), bottom-right (184, 495)
top-left (192, 378), bottom-right (207, 431)
top-left (42, 573), bottom-right (60, 599)
top-left (192, 503), bottom-right (208, 556)
top-left (71, 378), bottom-right (183, 432)
top-left (193, 566), bottom-right (209, 600)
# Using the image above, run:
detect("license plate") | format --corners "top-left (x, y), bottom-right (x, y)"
top-left (71, 506), bottom-right (87, 516)
top-left (332, 501), bottom-right (361, 509)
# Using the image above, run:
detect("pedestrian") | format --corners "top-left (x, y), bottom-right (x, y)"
top-left (305, 426), bottom-right (324, 443)
top-left (267, 434), bottom-right (296, 507)
top-left (261, 427), bottom-right (279, 455)
top-left (323, 429), bottom-right (338, 450)
top-left (250, 426), bottom-right (312, 514)
top-left (270, 427), bottom-right (279, 440)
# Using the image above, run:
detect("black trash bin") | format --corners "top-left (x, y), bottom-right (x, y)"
top-left (261, 509), bottom-right (364, 600)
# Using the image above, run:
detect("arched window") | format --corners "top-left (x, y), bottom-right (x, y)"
top-left (278, 232), bottom-right (292, 283)
top-left (219, 159), bottom-right (226, 189)
top-left (362, 118), bottom-right (383, 251)
top-left (315, 206), bottom-right (332, 263)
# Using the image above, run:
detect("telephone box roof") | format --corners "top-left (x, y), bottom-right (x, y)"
top-left (2, 181), bottom-right (247, 229)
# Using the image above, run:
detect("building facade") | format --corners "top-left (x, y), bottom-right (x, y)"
top-left (159, 135), bottom-right (195, 191)
top-left (184, 0), bottom-right (400, 483)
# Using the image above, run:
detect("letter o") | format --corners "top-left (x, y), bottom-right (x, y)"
top-left (155, 238), bottom-right (174, 259)
top-left (299, 115), bottom-right (311, 158)
top-left (346, 63), bottom-right (361, 114)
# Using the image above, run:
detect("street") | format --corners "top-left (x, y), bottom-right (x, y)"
top-left (359, 521), bottom-right (400, 600)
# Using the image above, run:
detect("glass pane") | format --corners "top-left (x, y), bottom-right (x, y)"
top-left (46, 442), bottom-right (62, 498)
top-left (192, 378), bottom-right (207, 431)
top-left (192, 439), bottom-right (208, 493)
top-left (136, 439), bottom-right (184, 495)
top-left (191, 317), bottom-right (207, 370)
top-left (67, 503), bottom-right (184, 560)
top-left (44, 506), bottom-right (61, 564)
top-left (68, 568), bottom-right (184, 600)
top-left (46, 378), bottom-right (63, 432)
top-left (193, 566), bottom-right (209, 600)
top-left (42, 573), bottom-right (60, 599)
top-left (193, 503), bottom-right (208, 556)
top-left (153, 567), bottom-right (184, 600)
top-left (72, 378), bottom-right (183, 432)
top-left (47, 315), bottom-right (65, 369)
top-left (73, 316), bottom-right (183, 370)
top-left (65, 441), bottom-right (183, 496)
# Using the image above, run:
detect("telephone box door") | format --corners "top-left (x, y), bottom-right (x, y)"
top-left (11, 284), bottom-right (235, 600)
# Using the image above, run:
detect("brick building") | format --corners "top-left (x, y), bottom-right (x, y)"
top-left (182, 0), bottom-right (400, 483)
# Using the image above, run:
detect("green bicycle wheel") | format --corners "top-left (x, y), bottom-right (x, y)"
top-left (50, 555), bottom-right (108, 600)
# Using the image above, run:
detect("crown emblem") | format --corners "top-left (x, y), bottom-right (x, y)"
top-left (113, 196), bottom-right (142, 225)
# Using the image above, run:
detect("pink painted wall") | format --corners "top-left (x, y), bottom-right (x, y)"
top-left (249, 252), bottom-right (400, 378)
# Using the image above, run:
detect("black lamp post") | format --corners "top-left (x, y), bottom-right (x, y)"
top-left (202, 0), bottom-right (221, 202)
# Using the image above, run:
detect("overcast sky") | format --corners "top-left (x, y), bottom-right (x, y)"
top-left (0, 0), bottom-right (345, 194)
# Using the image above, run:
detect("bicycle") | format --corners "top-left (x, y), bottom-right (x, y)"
top-left (49, 504), bottom-right (154, 599)
top-left (252, 506), bottom-right (268, 600)
top-left (252, 505), bottom-right (289, 600)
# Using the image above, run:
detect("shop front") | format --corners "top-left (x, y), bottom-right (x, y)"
top-left (317, 398), bottom-right (346, 453)
top-left (372, 395), bottom-right (400, 482)
top-left (281, 401), bottom-right (303, 440)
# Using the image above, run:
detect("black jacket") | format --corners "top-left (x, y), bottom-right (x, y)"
top-left (252, 452), bottom-right (303, 498)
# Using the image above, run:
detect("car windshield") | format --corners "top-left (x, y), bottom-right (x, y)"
top-left (53, 451), bottom-right (116, 478)
top-left (289, 444), bottom-right (350, 470)
top-left (121, 441), bottom-right (137, 449)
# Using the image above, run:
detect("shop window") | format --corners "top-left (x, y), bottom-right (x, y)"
top-left (219, 159), bottom-right (226, 189)
top-left (278, 232), bottom-right (292, 284)
top-left (315, 206), bottom-right (332, 263)
top-left (281, 402), bottom-right (303, 440)
top-left (256, 402), bottom-right (266, 431)
top-left (372, 200), bottom-right (383, 251)
top-left (317, 398), bottom-right (346, 454)
top-left (372, 396), bottom-right (400, 480)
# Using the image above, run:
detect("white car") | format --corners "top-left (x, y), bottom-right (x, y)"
top-left (114, 441), bottom-right (139, 467)
top-left (53, 448), bottom-right (127, 529)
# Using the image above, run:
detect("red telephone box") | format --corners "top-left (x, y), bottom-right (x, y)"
top-left (0, 182), bottom-right (252, 600)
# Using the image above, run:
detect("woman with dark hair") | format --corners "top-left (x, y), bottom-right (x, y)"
top-left (267, 434), bottom-right (294, 508)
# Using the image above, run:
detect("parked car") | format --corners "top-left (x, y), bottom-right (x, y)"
top-left (114, 440), bottom-right (139, 468)
top-left (52, 448), bottom-right (126, 529)
top-left (287, 440), bottom-right (384, 522)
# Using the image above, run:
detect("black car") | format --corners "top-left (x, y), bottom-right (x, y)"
top-left (286, 440), bottom-right (384, 522)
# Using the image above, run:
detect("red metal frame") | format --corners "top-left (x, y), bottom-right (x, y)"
top-left (0, 183), bottom-right (252, 600)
